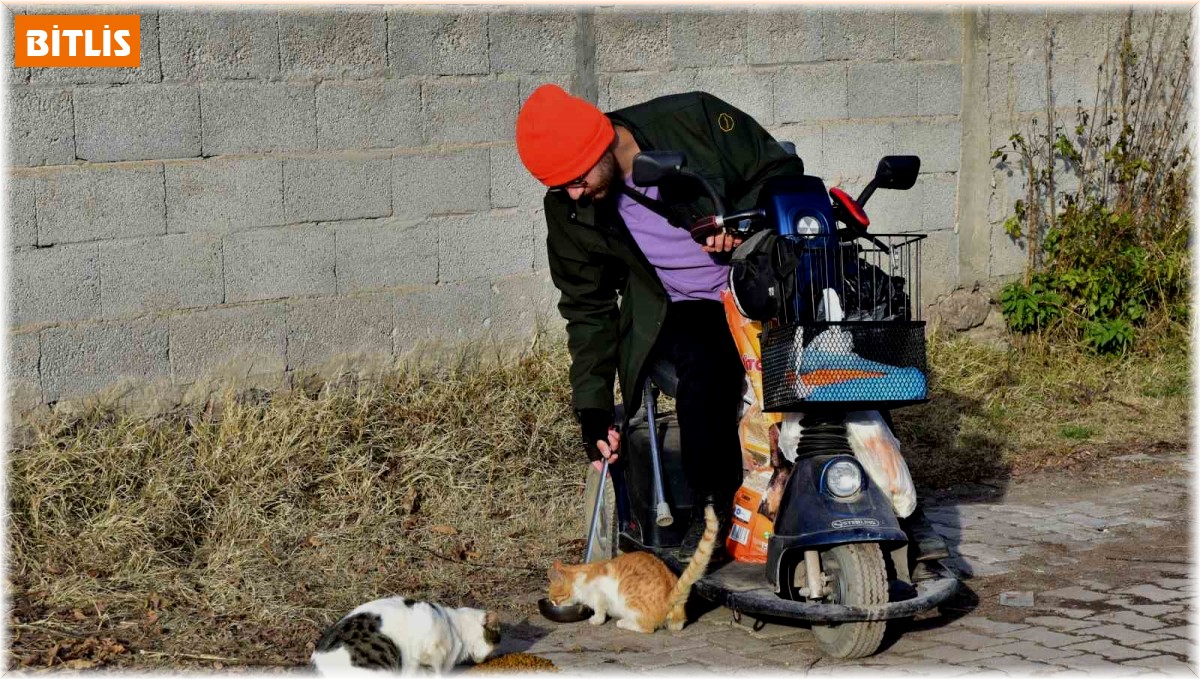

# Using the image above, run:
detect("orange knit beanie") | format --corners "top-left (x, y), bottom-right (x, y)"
top-left (516, 84), bottom-right (615, 187)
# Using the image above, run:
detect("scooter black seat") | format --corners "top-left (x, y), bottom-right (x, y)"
top-left (647, 358), bottom-right (679, 399)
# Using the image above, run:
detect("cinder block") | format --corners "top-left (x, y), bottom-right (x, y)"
top-left (279, 8), bottom-right (387, 79)
top-left (200, 82), bottom-right (316, 154)
top-left (4, 6), bottom-right (29, 85)
top-left (394, 280), bottom-right (493, 352)
top-left (822, 9), bottom-right (896, 61)
top-left (159, 10), bottom-right (280, 80)
top-left (670, 13), bottom-right (747, 68)
top-left (165, 157), bottom-right (284, 234)
top-left (856, 176), bottom-right (921, 234)
top-left (920, 173), bottom-right (959, 232)
top-left (437, 210), bottom-right (534, 282)
top-left (917, 63), bottom-right (963, 116)
top-left (692, 68), bottom-right (775, 126)
top-left (488, 12), bottom-right (577, 73)
top-left (1130, 7), bottom-right (1191, 57)
top-left (23, 6), bottom-right (161, 84)
top-left (821, 122), bottom-right (893, 179)
top-left (387, 10), bottom-right (488, 76)
top-left (917, 229), bottom-right (957, 307)
top-left (7, 87), bottom-right (74, 166)
top-left (489, 271), bottom-right (560, 341)
top-left (168, 303), bottom-right (287, 381)
top-left (988, 9), bottom-right (1047, 59)
top-left (531, 210), bottom-right (549, 272)
top-left (594, 12), bottom-right (670, 73)
top-left (848, 63), bottom-right (919, 118)
top-left (286, 293), bottom-right (394, 370)
top-left (774, 64), bottom-right (847, 123)
top-left (602, 70), bottom-right (695, 111)
top-left (11, 244), bottom-right (100, 326)
top-left (335, 217), bottom-right (438, 293)
top-left (98, 233), bottom-right (222, 315)
top-left (1012, 61), bottom-right (1047, 113)
top-left (519, 73), bottom-right (574, 104)
top-left (8, 171), bottom-right (37, 248)
top-left (40, 318), bottom-right (170, 402)
top-left (490, 145), bottom-right (545, 209)
top-left (223, 224), bottom-right (335, 303)
top-left (896, 11), bottom-right (962, 61)
top-left (987, 59), bottom-right (1012, 115)
top-left (8, 331), bottom-right (42, 411)
top-left (423, 77), bottom-right (519, 144)
top-left (990, 218), bottom-right (1027, 279)
top-left (316, 80), bottom-right (422, 150)
top-left (768, 123), bottom-right (822, 174)
top-left (1048, 11), bottom-right (1120, 56)
top-left (283, 154), bottom-right (391, 223)
top-left (747, 10), bottom-right (822, 65)
top-left (74, 84), bottom-right (201, 162)
top-left (1011, 60), bottom-right (1076, 113)
top-left (894, 120), bottom-right (961, 174)
top-left (1075, 57), bottom-right (1116, 110)
top-left (36, 163), bottom-right (165, 245)
top-left (393, 147), bottom-right (490, 218)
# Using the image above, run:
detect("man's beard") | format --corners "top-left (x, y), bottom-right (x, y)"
top-left (583, 151), bottom-right (620, 203)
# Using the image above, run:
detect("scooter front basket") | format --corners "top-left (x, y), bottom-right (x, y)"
top-left (760, 232), bottom-right (929, 411)
top-left (760, 320), bottom-right (928, 411)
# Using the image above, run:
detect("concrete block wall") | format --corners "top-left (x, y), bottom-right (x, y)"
top-left (6, 5), bottom-right (1182, 413)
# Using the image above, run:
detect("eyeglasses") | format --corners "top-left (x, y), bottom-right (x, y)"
top-left (550, 171), bottom-right (590, 193)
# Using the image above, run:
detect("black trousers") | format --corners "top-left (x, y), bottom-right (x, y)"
top-left (651, 299), bottom-right (746, 503)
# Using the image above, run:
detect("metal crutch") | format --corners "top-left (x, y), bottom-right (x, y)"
top-left (643, 380), bottom-right (674, 527)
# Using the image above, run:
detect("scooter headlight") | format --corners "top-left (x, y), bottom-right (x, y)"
top-left (824, 460), bottom-right (863, 498)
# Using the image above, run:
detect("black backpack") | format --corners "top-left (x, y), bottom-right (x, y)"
top-left (728, 230), bottom-right (798, 322)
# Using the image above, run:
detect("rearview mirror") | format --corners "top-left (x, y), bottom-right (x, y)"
top-left (874, 155), bottom-right (920, 190)
top-left (632, 151), bottom-right (686, 187)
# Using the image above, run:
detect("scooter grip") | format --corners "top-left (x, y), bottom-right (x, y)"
top-left (689, 216), bottom-right (723, 244)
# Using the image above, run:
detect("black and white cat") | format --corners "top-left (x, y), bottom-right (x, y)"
top-left (311, 596), bottom-right (501, 676)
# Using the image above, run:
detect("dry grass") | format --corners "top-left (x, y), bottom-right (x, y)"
top-left (898, 325), bottom-right (1190, 486)
top-left (7, 342), bottom-right (585, 669)
top-left (5, 328), bottom-right (1189, 669)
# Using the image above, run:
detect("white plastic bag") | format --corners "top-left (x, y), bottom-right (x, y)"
top-left (844, 410), bottom-right (917, 518)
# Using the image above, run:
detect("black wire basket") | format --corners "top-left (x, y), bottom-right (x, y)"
top-left (760, 234), bottom-right (929, 412)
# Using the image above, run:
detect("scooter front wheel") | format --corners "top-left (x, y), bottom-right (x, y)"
top-left (809, 543), bottom-right (888, 659)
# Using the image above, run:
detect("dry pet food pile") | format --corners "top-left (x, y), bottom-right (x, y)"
top-left (467, 653), bottom-right (558, 672)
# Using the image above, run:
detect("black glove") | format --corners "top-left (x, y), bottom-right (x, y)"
top-left (576, 408), bottom-right (613, 463)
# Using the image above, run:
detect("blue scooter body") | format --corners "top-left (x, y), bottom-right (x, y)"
top-left (766, 454), bottom-right (908, 591)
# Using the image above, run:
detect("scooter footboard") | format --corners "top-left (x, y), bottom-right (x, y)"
top-left (697, 561), bottom-right (960, 623)
top-left (659, 554), bottom-right (959, 623)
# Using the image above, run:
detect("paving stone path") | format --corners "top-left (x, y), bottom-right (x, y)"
top-left (498, 451), bottom-right (1194, 675)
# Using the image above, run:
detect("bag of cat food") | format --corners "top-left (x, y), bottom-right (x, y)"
top-left (727, 470), bottom-right (774, 563)
top-left (845, 410), bottom-right (917, 518)
top-left (721, 291), bottom-right (779, 563)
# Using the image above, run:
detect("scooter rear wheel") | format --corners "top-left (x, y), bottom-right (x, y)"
top-left (809, 543), bottom-right (888, 659)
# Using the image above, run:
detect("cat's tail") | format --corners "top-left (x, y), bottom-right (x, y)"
top-left (667, 505), bottom-right (719, 614)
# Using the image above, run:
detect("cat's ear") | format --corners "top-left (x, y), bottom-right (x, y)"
top-left (484, 610), bottom-right (500, 630)
top-left (548, 561), bottom-right (566, 580)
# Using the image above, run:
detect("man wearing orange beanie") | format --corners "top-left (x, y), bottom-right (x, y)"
top-left (516, 85), bottom-right (804, 558)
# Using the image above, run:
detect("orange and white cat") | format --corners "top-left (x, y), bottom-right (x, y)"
top-left (545, 505), bottom-right (718, 633)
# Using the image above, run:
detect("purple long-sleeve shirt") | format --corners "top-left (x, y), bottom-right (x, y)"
top-left (617, 177), bottom-right (729, 303)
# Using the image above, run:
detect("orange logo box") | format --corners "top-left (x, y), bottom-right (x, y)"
top-left (14, 15), bottom-right (140, 67)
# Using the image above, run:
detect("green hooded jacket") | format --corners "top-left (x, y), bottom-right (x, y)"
top-left (542, 91), bottom-right (805, 422)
